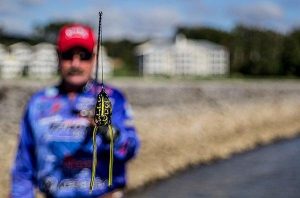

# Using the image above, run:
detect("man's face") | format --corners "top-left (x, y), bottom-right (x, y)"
top-left (59, 47), bottom-right (95, 86)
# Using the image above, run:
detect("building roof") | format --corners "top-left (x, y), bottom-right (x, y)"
top-left (135, 38), bottom-right (172, 55)
top-left (135, 35), bottom-right (227, 55)
top-left (9, 42), bottom-right (32, 50)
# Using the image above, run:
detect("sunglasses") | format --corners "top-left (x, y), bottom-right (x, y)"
top-left (60, 49), bottom-right (93, 61)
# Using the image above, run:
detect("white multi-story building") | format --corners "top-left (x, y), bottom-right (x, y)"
top-left (136, 35), bottom-right (229, 76)
top-left (9, 42), bottom-right (32, 69)
top-left (0, 44), bottom-right (8, 66)
top-left (29, 43), bottom-right (58, 78)
top-left (0, 43), bottom-right (24, 78)
top-left (0, 42), bottom-right (113, 79)
top-left (1, 55), bottom-right (23, 79)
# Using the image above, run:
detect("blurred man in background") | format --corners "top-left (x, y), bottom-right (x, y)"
top-left (10, 23), bottom-right (139, 198)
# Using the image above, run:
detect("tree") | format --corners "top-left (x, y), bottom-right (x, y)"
top-left (176, 26), bottom-right (232, 46)
top-left (33, 21), bottom-right (77, 43)
top-left (231, 25), bottom-right (284, 75)
top-left (281, 29), bottom-right (300, 76)
top-left (103, 40), bottom-right (141, 75)
top-left (175, 25), bottom-right (286, 76)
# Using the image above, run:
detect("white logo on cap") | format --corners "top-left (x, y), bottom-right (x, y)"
top-left (65, 27), bottom-right (88, 39)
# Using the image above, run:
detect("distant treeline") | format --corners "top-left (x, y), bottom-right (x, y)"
top-left (177, 26), bottom-right (300, 77)
top-left (1, 22), bottom-right (300, 77)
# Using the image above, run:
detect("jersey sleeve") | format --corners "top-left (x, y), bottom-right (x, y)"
top-left (10, 104), bottom-right (37, 198)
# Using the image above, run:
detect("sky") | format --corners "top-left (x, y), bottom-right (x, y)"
top-left (0, 0), bottom-right (300, 41)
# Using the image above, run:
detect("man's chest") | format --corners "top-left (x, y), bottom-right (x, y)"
top-left (32, 96), bottom-right (95, 143)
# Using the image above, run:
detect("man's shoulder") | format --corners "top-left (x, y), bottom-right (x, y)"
top-left (28, 86), bottom-right (59, 104)
top-left (105, 84), bottom-right (126, 101)
top-left (93, 80), bottom-right (126, 100)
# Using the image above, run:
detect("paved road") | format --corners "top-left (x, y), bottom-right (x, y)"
top-left (127, 136), bottom-right (300, 198)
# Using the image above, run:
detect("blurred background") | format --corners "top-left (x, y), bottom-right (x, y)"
top-left (0, 0), bottom-right (300, 78)
top-left (1, 0), bottom-right (300, 197)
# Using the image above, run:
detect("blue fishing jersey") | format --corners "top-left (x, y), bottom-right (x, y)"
top-left (11, 80), bottom-right (140, 198)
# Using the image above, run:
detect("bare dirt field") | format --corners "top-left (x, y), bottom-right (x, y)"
top-left (1, 78), bottom-right (300, 197)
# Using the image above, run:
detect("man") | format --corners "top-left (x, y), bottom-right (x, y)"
top-left (11, 24), bottom-right (139, 198)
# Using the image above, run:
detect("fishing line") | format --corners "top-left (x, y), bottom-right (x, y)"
top-left (90, 11), bottom-right (114, 193)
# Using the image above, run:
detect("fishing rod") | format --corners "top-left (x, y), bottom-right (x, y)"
top-left (90, 11), bottom-right (114, 192)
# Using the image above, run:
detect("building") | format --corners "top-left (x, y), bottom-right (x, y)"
top-left (135, 35), bottom-right (229, 76)
top-left (9, 42), bottom-right (32, 71)
top-left (1, 55), bottom-right (23, 79)
top-left (0, 43), bottom-right (8, 67)
top-left (0, 42), bottom-right (112, 79)
top-left (29, 43), bottom-right (58, 78)
top-left (0, 43), bottom-right (24, 78)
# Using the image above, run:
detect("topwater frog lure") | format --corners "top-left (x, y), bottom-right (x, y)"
top-left (90, 11), bottom-right (114, 192)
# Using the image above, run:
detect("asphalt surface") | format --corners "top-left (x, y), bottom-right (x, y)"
top-left (127, 136), bottom-right (300, 198)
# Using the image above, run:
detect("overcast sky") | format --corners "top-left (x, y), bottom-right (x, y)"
top-left (0, 0), bottom-right (300, 41)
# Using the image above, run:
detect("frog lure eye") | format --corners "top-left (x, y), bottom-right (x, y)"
top-left (90, 11), bottom-right (115, 192)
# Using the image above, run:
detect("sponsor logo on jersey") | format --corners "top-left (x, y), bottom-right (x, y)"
top-left (44, 118), bottom-right (89, 141)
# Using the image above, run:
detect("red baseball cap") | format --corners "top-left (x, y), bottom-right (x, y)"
top-left (57, 24), bottom-right (95, 53)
